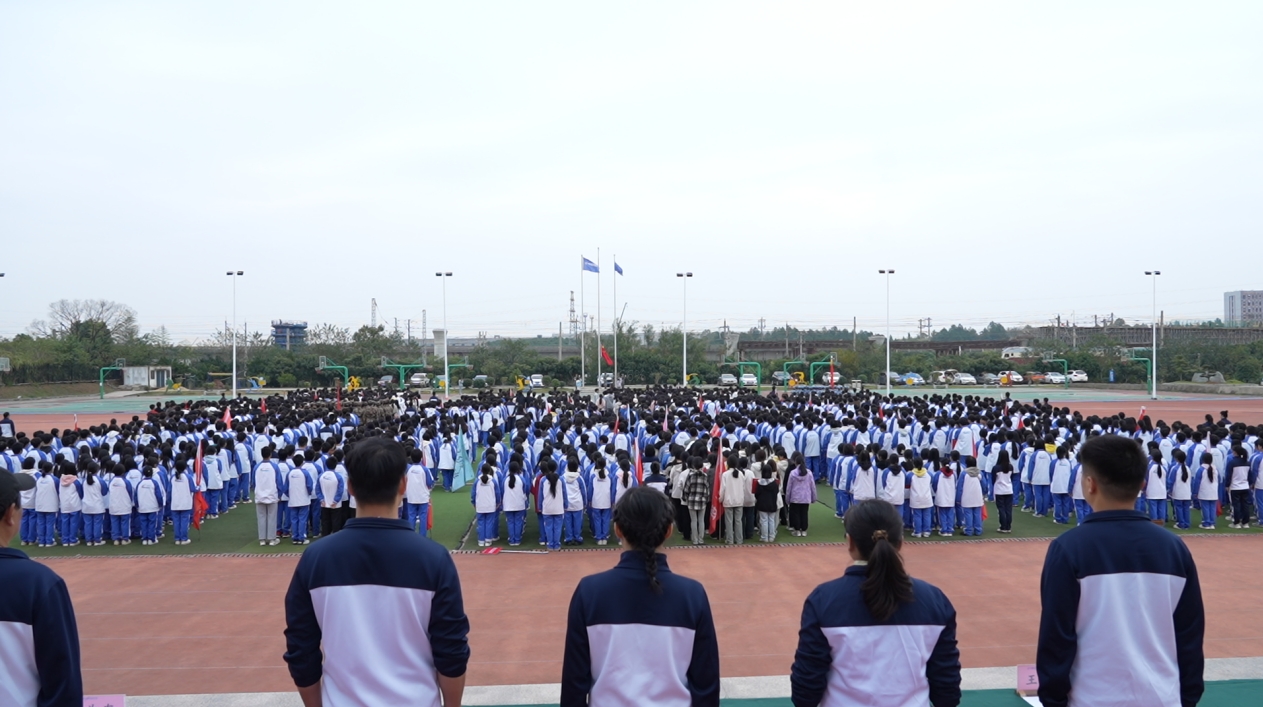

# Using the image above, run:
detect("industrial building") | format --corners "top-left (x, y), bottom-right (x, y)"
top-left (271, 320), bottom-right (308, 349)
top-left (1224, 291), bottom-right (1263, 325)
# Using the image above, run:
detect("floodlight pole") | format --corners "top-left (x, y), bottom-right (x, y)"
top-left (879, 269), bottom-right (895, 395)
top-left (227, 271), bottom-right (243, 399)
top-left (677, 272), bottom-right (692, 386)
top-left (1145, 270), bottom-right (1161, 400)
top-left (437, 272), bottom-right (452, 401)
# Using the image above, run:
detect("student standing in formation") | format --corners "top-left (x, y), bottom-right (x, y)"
top-left (1191, 452), bottom-right (1219, 530)
top-left (561, 459), bottom-right (588, 546)
top-left (33, 462), bottom-right (59, 548)
top-left (791, 499), bottom-right (961, 707)
top-left (537, 462), bottom-right (564, 551)
top-left (1049, 448), bottom-right (1074, 525)
top-left (683, 458), bottom-right (711, 546)
top-left (404, 449), bottom-right (434, 536)
top-left (1145, 449), bottom-right (1169, 525)
top-left (908, 457), bottom-right (935, 538)
top-left (720, 458), bottom-right (748, 544)
top-left (169, 459), bottom-right (196, 545)
top-left (1225, 445), bottom-right (1251, 529)
top-left (107, 464), bottom-right (134, 546)
top-left (754, 466), bottom-right (780, 542)
top-left (785, 456), bottom-right (817, 537)
top-left (502, 461), bottom-right (530, 547)
top-left (318, 461), bottom-right (346, 536)
top-left (135, 467), bottom-right (166, 545)
top-left (287, 453), bottom-right (314, 544)
top-left (253, 447), bottom-right (285, 546)
top-left (991, 451), bottom-right (1015, 534)
top-left (931, 461), bottom-right (957, 537)
top-left (57, 465), bottom-right (84, 547)
top-left (587, 459), bottom-right (615, 546)
top-left (1037, 435), bottom-right (1204, 707)
top-left (1168, 449), bottom-right (1193, 530)
top-left (561, 487), bottom-right (720, 707)
top-left (471, 464), bottom-right (501, 547)
top-left (80, 463), bottom-right (108, 546)
top-left (1251, 439), bottom-right (1263, 526)
top-left (18, 457), bottom-right (38, 545)
top-left (957, 458), bottom-right (987, 537)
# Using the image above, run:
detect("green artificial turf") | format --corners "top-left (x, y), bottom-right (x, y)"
top-left (12, 478), bottom-right (1257, 558)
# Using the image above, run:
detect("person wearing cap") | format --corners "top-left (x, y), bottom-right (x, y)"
top-left (0, 468), bottom-right (84, 706)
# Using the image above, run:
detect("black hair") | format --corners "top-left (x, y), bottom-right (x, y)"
top-left (1200, 452), bottom-right (1214, 483)
top-left (480, 464), bottom-right (492, 484)
top-left (843, 499), bottom-right (914, 622)
top-left (507, 461), bottom-right (521, 489)
top-left (612, 486), bottom-right (676, 595)
top-left (344, 436), bottom-right (408, 505)
top-left (1078, 434), bottom-right (1147, 502)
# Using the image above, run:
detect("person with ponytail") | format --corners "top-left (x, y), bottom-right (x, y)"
top-left (80, 461), bottom-right (108, 546)
top-left (1167, 448), bottom-right (1193, 529)
top-left (587, 456), bottom-right (615, 546)
top-left (471, 463), bottom-right (502, 547)
top-left (537, 460), bottom-right (564, 550)
top-left (502, 460), bottom-right (530, 546)
top-left (169, 457), bottom-right (197, 545)
top-left (1191, 451), bottom-right (1219, 530)
top-left (561, 486), bottom-right (719, 707)
top-left (791, 499), bottom-right (960, 707)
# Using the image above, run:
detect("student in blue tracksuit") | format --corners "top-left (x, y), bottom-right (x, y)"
top-left (135, 467), bottom-right (166, 545)
top-left (501, 461), bottom-right (530, 546)
top-left (403, 449), bottom-right (434, 535)
top-left (1190, 452), bottom-right (1219, 530)
top-left (1037, 435), bottom-right (1203, 707)
top-left (107, 464), bottom-right (134, 546)
top-left (287, 453), bottom-right (315, 544)
top-left (561, 486), bottom-right (719, 707)
top-left (1167, 449), bottom-right (1193, 530)
top-left (169, 459), bottom-right (197, 545)
top-left (561, 458), bottom-right (589, 546)
top-left (537, 462), bottom-right (565, 550)
top-left (791, 499), bottom-right (961, 707)
top-left (586, 459), bottom-right (615, 546)
top-left (470, 464), bottom-right (502, 547)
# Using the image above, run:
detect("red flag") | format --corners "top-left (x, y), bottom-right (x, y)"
top-left (1138, 405), bottom-right (1147, 423)
top-left (336, 386), bottom-right (343, 412)
top-left (612, 416), bottom-right (619, 435)
top-left (1017, 415), bottom-right (1025, 430)
top-left (427, 503), bottom-right (434, 531)
top-left (634, 439), bottom-right (644, 485)
top-left (73, 414), bottom-right (80, 432)
top-left (600, 346), bottom-right (614, 367)
top-left (708, 450), bottom-right (725, 534)
top-left (698, 396), bottom-right (704, 412)
top-left (192, 443), bottom-right (208, 530)
top-left (829, 359), bottom-right (835, 388)
top-left (260, 398), bottom-right (267, 415)
top-left (222, 407), bottom-right (232, 427)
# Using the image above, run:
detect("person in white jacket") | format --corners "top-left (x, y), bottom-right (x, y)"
top-left (80, 463), bottom-right (109, 546)
top-left (107, 464), bottom-right (134, 546)
top-left (169, 459), bottom-right (198, 545)
top-left (253, 447), bottom-right (285, 546)
top-left (134, 467), bottom-right (166, 545)
top-left (719, 461), bottom-right (748, 544)
top-left (57, 467), bottom-right (83, 547)
top-left (403, 448), bottom-right (435, 537)
top-left (33, 462), bottom-right (60, 547)
top-left (908, 459), bottom-right (935, 538)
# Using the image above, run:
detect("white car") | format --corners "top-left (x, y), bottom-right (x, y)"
top-left (1068, 370), bottom-right (1089, 383)
top-left (719, 373), bottom-right (738, 386)
top-left (739, 373), bottom-right (759, 386)
top-left (821, 372), bottom-right (841, 384)
top-left (998, 370), bottom-right (1024, 384)
top-left (408, 372), bottom-right (430, 388)
top-left (951, 371), bottom-right (977, 385)
top-left (529, 374), bottom-right (545, 388)
top-left (1045, 371), bottom-right (1067, 384)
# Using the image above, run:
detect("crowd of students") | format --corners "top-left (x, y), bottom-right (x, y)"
top-left (2, 385), bottom-right (1261, 553)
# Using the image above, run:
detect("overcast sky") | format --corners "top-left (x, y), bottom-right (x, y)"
top-left (2, 2), bottom-right (1260, 342)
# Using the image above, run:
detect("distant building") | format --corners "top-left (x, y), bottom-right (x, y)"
top-left (271, 320), bottom-right (308, 349)
top-left (1224, 291), bottom-right (1263, 325)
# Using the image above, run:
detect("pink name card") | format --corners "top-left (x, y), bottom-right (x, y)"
top-left (1016, 664), bottom-right (1039, 695)
top-left (84, 696), bottom-right (126, 707)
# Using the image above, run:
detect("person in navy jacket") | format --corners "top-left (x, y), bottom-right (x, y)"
top-left (1037, 434), bottom-right (1204, 707)
top-left (0, 468), bottom-right (84, 707)
top-left (284, 436), bottom-right (470, 707)
top-left (791, 498), bottom-right (961, 707)
top-left (562, 486), bottom-right (720, 707)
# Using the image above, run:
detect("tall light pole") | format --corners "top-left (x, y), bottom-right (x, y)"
top-left (1145, 270), bottom-right (1161, 400)
top-left (226, 271), bottom-right (243, 399)
top-left (677, 272), bottom-right (692, 386)
top-left (879, 269), bottom-right (895, 395)
top-left (436, 272), bottom-right (452, 401)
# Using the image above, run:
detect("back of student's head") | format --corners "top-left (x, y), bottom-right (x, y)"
top-left (345, 436), bottom-right (407, 505)
top-left (613, 486), bottom-right (676, 595)
top-left (844, 499), bottom-right (914, 622)
top-left (1079, 434), bottom-right (1146, 502)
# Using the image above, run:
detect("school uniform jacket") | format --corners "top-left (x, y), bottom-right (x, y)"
top-left (561, 552), bottom-right (719, 707)
top-left (1036, 510), bottom-right (1203, 707)
top-left (0, 548), bottom-right (83, 706)
top-left (791, 565), bottom-right (960, 707)
top-left (284, 518), bottom-right (470, 707)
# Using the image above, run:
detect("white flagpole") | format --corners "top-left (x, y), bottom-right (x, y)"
top-left (580, 257), bottom-right (586, 388)
top-left (596, 247), bottom-right (602, 385)
top-left (608, 253), bottom-right (613, 386)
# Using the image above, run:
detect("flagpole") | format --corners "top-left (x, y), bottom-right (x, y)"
top-left (608, 253), bottom-right (613, 383)
top-left (596, 247), bottom-right (602, 386)
top-left (580, 257), bottom-right (586, 388)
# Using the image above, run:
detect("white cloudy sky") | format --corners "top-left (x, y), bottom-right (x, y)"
top-left (2, 2), bottom-right (1260, 342)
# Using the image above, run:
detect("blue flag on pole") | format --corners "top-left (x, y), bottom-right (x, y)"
top-left (452, 433), bottom-right (475, 491)
top-left (582, 257), bottom-right (599, 273)
top-left (614, 261), bottom-right (623, 275)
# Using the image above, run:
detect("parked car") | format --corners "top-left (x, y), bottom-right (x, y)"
top-left (998, 370), bottom-right (1024, 384)
top-left (472, 374), bottom-right (490, 388)
top-left (980, 372), bottom-right (1001, 385)
top-left (879, 371), bottom-right (906, 385)
top-left (719, 373), bottom-right (738, 386)
top-left (930, 370), bottom-right (949, 384)
top-left (376, 374), bottom-right (394, 388)
top-left (902, 372), bottom-right (926, 386)
top-left (951, 371), bottom-right (977, 385)
top-left (1026, 372), bottom-right (1048, 384)
top-left (772, 371), bottom-right (791, 384)
top-left (1068, 370), bottom-right (1089, 383)
top-left (821, 371), bottom-right (841, 384)
top-left (529, 373), bottom-right (545, 388)
top-left (1045, 371), bottom-right (1066, 384)
top-left (740, 372), bottom-right (759, 386)
top-left (408, 372), bottom-right (430, 388)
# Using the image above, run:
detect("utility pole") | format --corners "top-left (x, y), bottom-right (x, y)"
top-left (798, 331), bottom-right (804, 359)
top-left (758, 318), bottom-right (766, 337)
top-left (785, 324), bottom-right (790, 357)
top-left (853, 316), bottom-right (857, 350)
top-left (371, 298), bottom-right (378, 328)
top-left (559, 322), bottom-right (563, 361)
